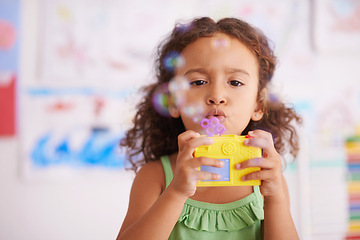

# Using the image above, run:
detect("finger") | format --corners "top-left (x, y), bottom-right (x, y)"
top-left (177, 130), bottom-right (201, 151)
top-left (241, 169), bottom-right (273, 182)
top-left (248, 129), bottom-right (272, 137)
top-left (196, 170), bottom-right (222, 181)
top-left (178, 133), bottom-right (214, 157)
top-left (235, 157), bottom-right (274, 170)
top-left (244, 133), bottom-right (272, 149)
top-left (245, 130), bottom-right (277, 156)
top-left (190, 157), bottom-right (224, 169)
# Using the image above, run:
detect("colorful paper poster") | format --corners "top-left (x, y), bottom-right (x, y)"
top-left (38, 0), bottom-right (304, 86)
top-left (314, 0), bottom-right (360, 54)
top-left (0, 0), bottom-right (20, 136)
top-left (0, 73), bottom-right (16, 135)
top-left (21, 87), bottom-right (136, 179)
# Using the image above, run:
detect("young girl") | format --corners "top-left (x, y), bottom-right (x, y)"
top-left (116, 17), bottom-right (301, 240)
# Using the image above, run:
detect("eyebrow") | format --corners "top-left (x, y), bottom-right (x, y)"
top-left (226, 68), bottom-right (250, 76)
top-left (184, 68), bottom-right (250, 76)
top-left (184, 68), bottom-right (207, 75)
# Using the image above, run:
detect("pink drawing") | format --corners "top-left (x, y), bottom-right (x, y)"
top-left (0, 19), bottom-right (16, 50)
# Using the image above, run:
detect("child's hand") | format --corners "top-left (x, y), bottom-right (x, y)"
top-left (236, 130), bottom-right (283, 198)
top-left (168, 130), bottom-right (224, 198)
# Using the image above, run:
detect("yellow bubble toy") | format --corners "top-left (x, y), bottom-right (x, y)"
top-left (195, 117), bottom-right (262, 187)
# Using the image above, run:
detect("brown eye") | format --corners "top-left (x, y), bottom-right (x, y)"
top-left (228, 80), bottom-right (243, 87)
top-left (190, 80), bottom-right (207, 86)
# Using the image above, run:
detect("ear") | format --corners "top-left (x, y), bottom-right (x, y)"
top-left (169, 106), bottom-right (180, 118)
top-left (251, 110), bottom-right (264, 121)
top-left (168, 94), bottom-right (180, 118)
top-left (251, 88), bottom-right (266, 121)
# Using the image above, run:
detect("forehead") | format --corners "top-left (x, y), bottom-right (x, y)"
top-left (178, 32), bottom-right (258, 76)
top-left (183, 32), bottom-right (256, 60)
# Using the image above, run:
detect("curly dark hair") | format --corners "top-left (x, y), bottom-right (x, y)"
top-left (121, 17), bottom-right (302, 173)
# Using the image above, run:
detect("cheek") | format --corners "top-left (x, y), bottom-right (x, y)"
top-left (180, 117), bottom-right (202, 132)
top-left (182, 91), bottom-right (205, 110)
top-left (185, 89), bottom-right (202, 99)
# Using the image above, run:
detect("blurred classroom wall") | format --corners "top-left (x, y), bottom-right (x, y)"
top-left (1, 0), bottom-right (360, 239)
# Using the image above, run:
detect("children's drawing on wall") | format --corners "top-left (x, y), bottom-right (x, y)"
top-left (21, 88), bottom-right (135, 179)
top-left (39, 0), bottom-right (306, 86)
top-left (311, 87), bottom-right (359, 163)
top-left (313, 0), bottom-right (360, 54)
top-left (39, 0), bottom-right (176, 86)
top-left (0, 3), bottom-right (19, 136)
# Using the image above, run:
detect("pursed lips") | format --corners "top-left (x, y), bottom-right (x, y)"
top-left (205, 108), bottom-right (226, 123)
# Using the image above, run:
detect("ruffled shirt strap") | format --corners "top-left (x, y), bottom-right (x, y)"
top-left (160, 155), bottom-right (173, 188)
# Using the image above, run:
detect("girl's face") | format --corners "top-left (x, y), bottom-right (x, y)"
top-left (171, 32), bottom-right (263, 135)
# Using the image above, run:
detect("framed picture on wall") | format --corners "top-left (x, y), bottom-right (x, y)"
top-left (313, 0), bottom-right (360, 54)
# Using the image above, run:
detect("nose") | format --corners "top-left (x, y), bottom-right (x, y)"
top-left (206, 85), bottom-right (227, 105)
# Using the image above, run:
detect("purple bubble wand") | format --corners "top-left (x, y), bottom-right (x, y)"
top-left (200, 117), bottom-right (226, 137)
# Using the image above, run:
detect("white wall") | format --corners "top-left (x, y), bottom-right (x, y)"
top-left (1, 2), bottom-right (134, 239)
top-left (1, 0), bottom-right (360, 240)
top-left (0, 137), bottom-right (134, 240)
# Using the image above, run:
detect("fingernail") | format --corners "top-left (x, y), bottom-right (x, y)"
top-left (242, 176), bottom-right (247, 181)
top-left (244, 139), bottom-right (249, 145)
top-left (219, 161), bottom-right (224, 167)
top-left (216, 174), bottom-right (221, 179)
top-left (235, 163), bottom-right (241, 169)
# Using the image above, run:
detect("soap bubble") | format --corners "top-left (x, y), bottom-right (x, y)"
top-left (169, 76), bottom-right (189, 93)
top-left (163, 51), bottom-right (185, 72)
top-left (175, 22), bottom-right (193, 33)
top-left (169, 76), bottom-right (190, 107)
top-left (192, 116), bottom-right (202, 123)
top-left (152, 83), bottom-right (171, 117)
top-left (268, 93), bottom-right (279, 103)
top-left (212, 38), bottom-right (229, 49)
top-left (182, 104), bottom-right (204, 118)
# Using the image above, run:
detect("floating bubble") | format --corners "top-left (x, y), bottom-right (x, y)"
top-left (173, 93), bottom-right (187, 108)
top-left (152, 83), bottom-right (171, 117)
top-left (192, 116), bottom-right (202, 123)
top-left (163, 51), bottom-right (185, 72)
top-left (169, 76), bottom-right (190, 107)
top-left (182, 104), bottom-right (204, 118)
top-left (175, 22), bottom-right (193, 33)
top-left (212, 38), bottom-right (229, 49)
top-left (168, 76), bottom-right (189, 94)
top-left (268, 93), bottom-right (279, 103)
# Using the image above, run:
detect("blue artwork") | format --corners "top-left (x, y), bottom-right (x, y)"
top-left (0, 0), bottom-right (20, 71)
top-left (31, 127), bottom-right (124, 168)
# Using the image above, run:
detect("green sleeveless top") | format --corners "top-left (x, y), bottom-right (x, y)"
top-left (160, 155), bottom-right (264, 240)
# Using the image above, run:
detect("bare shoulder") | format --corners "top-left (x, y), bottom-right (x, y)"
top-left (129, 160), bottom-right (166, 202)
top-left (119, 160), bottom-right (165, 234)
top-left (135, 160), bottom-right (166, 192)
